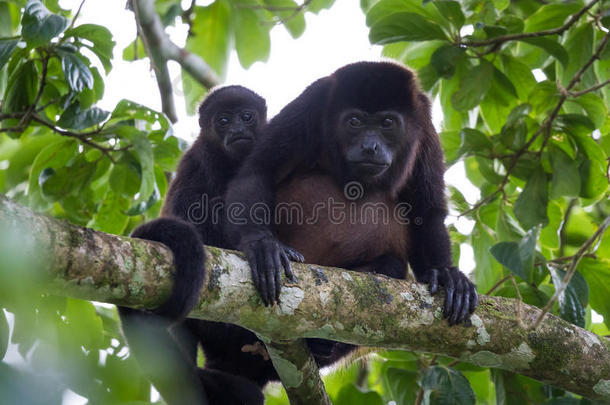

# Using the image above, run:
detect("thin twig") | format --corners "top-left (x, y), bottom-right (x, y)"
top-left (485, 275), bottom-right (511, 296)
top-left (569, 78), bottom-right (610, 97)
top-left (529, 217), bottom-right (610, 330)
top-left (510, 275), bottom-right (525, 328)
top-left (461, 0), bottom-right (600, 47)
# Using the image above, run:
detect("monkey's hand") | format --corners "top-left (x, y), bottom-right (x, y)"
top-left (420, 267), bottom-right (478, 326)
top-left (240, 235), bottom-right (303, 306)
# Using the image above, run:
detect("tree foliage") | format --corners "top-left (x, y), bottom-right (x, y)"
top-left (0, 0), bottom-right (609, 404)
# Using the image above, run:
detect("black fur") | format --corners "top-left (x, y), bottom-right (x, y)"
top-left (119, 86), bottom-right (280, 405)
top-left (225, 61), bottom-right (478, 367)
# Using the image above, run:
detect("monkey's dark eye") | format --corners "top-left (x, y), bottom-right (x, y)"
top-left (217, 116), bottom-right (231, 126)
top-left (347, 116), bottom-right (363, 128)
top-left (241, 111), bottom-right (254, 123)
top-left (381, 117), bottom-right (394, 129)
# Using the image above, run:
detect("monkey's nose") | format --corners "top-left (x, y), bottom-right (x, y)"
top-left (361, 141), bottom-right (378, 155)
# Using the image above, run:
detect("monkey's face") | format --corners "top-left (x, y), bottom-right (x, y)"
top-left (214, 109), bottom-right (260, 159)
top-left (337, 108), bottom-right (405, 181)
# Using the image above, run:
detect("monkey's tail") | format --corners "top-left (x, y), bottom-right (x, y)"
top-left (131, 217), bottom-right (206, 320)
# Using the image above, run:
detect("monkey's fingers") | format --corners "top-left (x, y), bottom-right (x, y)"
top-left (246, 250), bottom-right (261, 298)
top-left (279, 253), bottom-right (298, 282)
top-left (469, 282), bottom-right (479, 313)
top-left (449, 273), bottom-right (465, 325)
top-left (272, 250), bottom-right (283, 303)
top-left (264, 248), bottom-right (278, 305)
top-left (256, 249), bottom-right (271, 306)
top-left (283, 246), bottom-right (305, 263)
top-left (458, 286), bottom-right (471, 324)
top-left (441, 269), bottom-right (455, 320)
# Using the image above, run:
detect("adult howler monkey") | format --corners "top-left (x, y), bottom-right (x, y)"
top-left (119, 85), bottom-right (301, 405)
top-left (225, 61), bottom-right (478, 370)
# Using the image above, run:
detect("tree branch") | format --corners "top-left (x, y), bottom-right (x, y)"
top-left (1, 194), bottom-right (610, 402)
top-left (131, 0), bottom-right (220, 123)
top-left (460, 0), bottom-right (600, 48)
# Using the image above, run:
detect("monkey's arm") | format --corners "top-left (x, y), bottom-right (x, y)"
top-left (405, 136), bottom-right (478, 325)
top-left (225, 78), bottom-right (331, 305)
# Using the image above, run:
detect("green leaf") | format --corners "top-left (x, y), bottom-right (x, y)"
top-left (528, 81), bottom-right (560, 115)
top-left (432, 1), bottom-right (464, 29)
top-left (122, 37), bottom-right (145, 62)
top-left (539, 200), bottom-right (562, 249)
top-left (234, 8), bottom-right (271, 68)
top-left (570, 93), bottom-right (607, 129)
top-left (490, 228), bottom-right (537, 281)
top-left (549, 268), bottom-right (588, 327)
top-left (549, 146), bottom-right (581, 199)
top-left (119, 129), bottom-right (156, 215)
top-left (88, 192), bottom-right (129, 234)
top-left (571, 131), bottom-right (608, 199)
top-left (451, 60), bottom-right (494, 111)
top-left (519, 38), bottom-right (569, 67)
top-left (501, 55), bottom-right (537, 100)
top-left (557, 24), bottom-right (595, 89)
top-left (21, 0), bottom-right (68, 47)
top-left (110, 99), bottom-right (169, 130)
top-left (57, 104), bottom-right (109, 130)
top-left (64, 23), bottom-right (115, 74)
top-left (579, 257), bottom-right (610, 329)
top-left (523, 3), bottom-right (581, 32)
top-left (422, 366), bottom-right (475, 405)
top-left (0, 309), bottom-right (8, 361)
top-left (109, 157), bottom-right (141, 198)
top-left (307, 0), bottom-right (335, 13)
top-left (263, 0), bottom-right (306, 38)
top-left (369, 12), bottom-right (447, 44)
top-left (458, 128), bottom-right (492, 156)
top-left (188, 1), bottom-right (231, 77)
top-left (513, 167), bottom-right (549, 230)
top-left (27, 138), bottom-right (78, 207)
top-left (0, 38), bottom-right (18, 71)
top-left (334, 384), bottom-right (383, 405)
top-left (39, 159), bottom-right (97, 201)
top-left (430, 44), bottom-right (466, 79)
top-left (61, 53), bottom-right (94, 92)
top-left (384, 367), bottom-right (419, 405)
top-left (1, 60), bottom-right (37, 116)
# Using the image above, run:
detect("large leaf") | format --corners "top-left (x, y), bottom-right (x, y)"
top-left (61, 53), bottom-right (94, 93)
top-left (549, 146), bottom-right (581, 199)
top-left (263, 0), bottom-right (306, 38)
top-left (21, 0), bottom-right (68, 47)
top-left (57, 104), bottom-right (109, 130)
top-left (422, 366), bottom-right (475, 405)
top-left (490, 228), bottom-right (537, 281)
top-left (0, 38), bottom-right (19, 71)
top-left (578, 257), bottom-right (610, 329)
top-left (233, 8), bottom-right (271, 68)
top-left (334, 384), bottom-right (383, 405)
top-left (384, 367), bottom-right (419, 405)
top-left (549, 268), bottom-right (588, 327)
top-left (513, 167), bottom-right (549, 230)
top-left (451, 60), bottom-right (494, 111)
top-left (1, 60), bottom-right (38, 116)
top-left (369, 12), bottom-right (447, 44)
top-left (88, 191), bottom-right (129, 235)
top-left (557, 24), bottom-right (595, 89)
top-left (523, 3), bottom-right (581, 32)
top-left (64, 23), bottom-right (115, 74)
top-left (518, 38), bottom-right (569, 68)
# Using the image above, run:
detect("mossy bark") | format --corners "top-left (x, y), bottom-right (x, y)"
top-left (1, 195), bottom-right (610, 402)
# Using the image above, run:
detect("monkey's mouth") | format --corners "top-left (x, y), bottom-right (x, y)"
top-left (351, 161), bottom-right (389, 169)
top-left (227, 136), bottom-right (253, 145)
